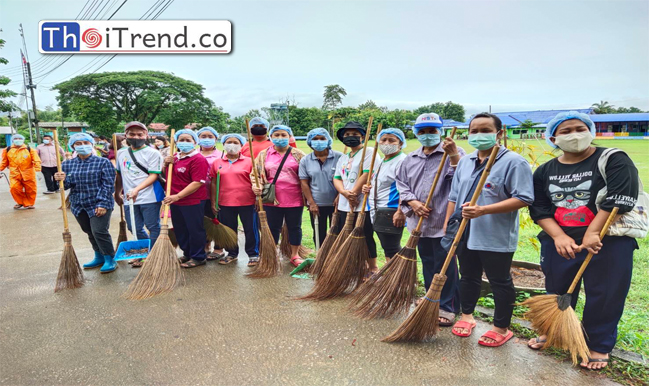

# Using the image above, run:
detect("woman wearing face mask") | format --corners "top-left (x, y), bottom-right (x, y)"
top-left (53, 133), bottom-right (117, 273)
top-left (154, 136), bottom-right (171, 158)
top-left (333, 121), bottom-right (379, 273)
top-left (299, 128), bottom-right (343, 248)
top-left (396, 113), bottom-right (465, 325)
top-left (162, 129), bottom-right (209, 268)
top-left (251, 125), bottom-right (306, 267)
top-left (361, 128), bottom-right (407, 262)
top-left (448, 113), bottom-right (534, 348)
top-left (528, 112), bottom-right (639, 370)
top-left (208, 134), bottom-right (260, 266)
top-left (1, 134), bottom-right (42, 210)
top-left (196, 126), bottom-right (225, 259)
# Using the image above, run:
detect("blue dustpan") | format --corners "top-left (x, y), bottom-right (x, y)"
top-left (115, 197), bottom-right (151, 261)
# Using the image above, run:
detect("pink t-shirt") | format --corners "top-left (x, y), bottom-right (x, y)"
top-left (264, 148), bottom-right (303, 208)
top-left (209, 156), bottom-right (256, 207)
top-left (202, 149), bottom-right (223, 198)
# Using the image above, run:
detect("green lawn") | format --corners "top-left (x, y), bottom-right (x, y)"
top-left (295, 138), bottom-right (649, 356)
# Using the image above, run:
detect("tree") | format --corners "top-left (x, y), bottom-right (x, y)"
top-left (519, 119), bottom-right (537, 130)
top-left (358, 100), bottom-right (379, 111)
top-left (615, 106), bottom-right (645, 113)
top-left (54, 71), bottom-right (215, 136)
top-left (0, 39), bottom-right (18, 113)
top-left (414, 101), bottom-right (465, 122)
top-left (322, 84), bottom-right (347, 110)
top-left (591, 100), bottom-right (615, 114)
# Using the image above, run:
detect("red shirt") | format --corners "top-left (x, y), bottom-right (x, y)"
top-left (209, 155), bottom-right (256, 206)
top-left (168, 151), bottom-right (209, 206)
top-left (241, 138), bottom-right (297, 159)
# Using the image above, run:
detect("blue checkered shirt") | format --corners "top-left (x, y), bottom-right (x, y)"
top-left (62, 155), bottom-right (115, 217)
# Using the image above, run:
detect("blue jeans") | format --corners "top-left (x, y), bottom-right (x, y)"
top-left (124, 202), bottom-right (162, 247)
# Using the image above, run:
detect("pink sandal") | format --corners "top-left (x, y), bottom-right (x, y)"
top-left (478, 330), bottom-right (514, 347)
top-left (289, 256), bottom-right (304, 267)
top-left (451, 320), bottom-right (477, 337)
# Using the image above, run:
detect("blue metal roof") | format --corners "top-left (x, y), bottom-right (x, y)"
top-left (492, 109), bottom-right (594, 125)
top-left (589, 113), bottom-right (649, 123)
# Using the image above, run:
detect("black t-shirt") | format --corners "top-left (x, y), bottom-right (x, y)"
top-left (529, 147), bottom-right (639, 243)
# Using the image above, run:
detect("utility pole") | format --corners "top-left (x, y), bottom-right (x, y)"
top-left (20, 24), bottom-right (40, 143)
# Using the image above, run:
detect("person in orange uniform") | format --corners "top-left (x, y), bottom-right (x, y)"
top-left (1, 134), bottom-right (42, 210)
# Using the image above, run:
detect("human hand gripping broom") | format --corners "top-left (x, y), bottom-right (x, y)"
top-left (112, 134), bottom-right (128, 251)
top-left (53, 129), bottom-right (84, 292)
top-left (350, 127), bottom-right (459, 319)
top-left (383, 144), bottom-right (500, 342)
top-left (300, 122), bottom-right (381, 301)
top-left (245, 119), bottom-right (281, 278)
top-left (123, 129), bottom-right (183, 300)
top-left (520, 207), bottom-right (619, 365)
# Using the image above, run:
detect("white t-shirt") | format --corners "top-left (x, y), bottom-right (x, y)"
top-left (333, 147), bottom-right (379, 212)
top-left (116, 146), bottom-right (165, 205)
top-left (368, 152), bottom-right (407, 222)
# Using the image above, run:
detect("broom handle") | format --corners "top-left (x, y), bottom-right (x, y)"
top-left (245, 119), bottom-right (266, 210)
top-left (503, 125), bottom-right (507, 148)
top-left (414, 127), bottom-right (458, 232)
top-left (359, 123), bottom-right (381, 215)
top-left (440, 145), bottom-right (500, 275)
top-left (53, 129), bottom-right (70, 232)
top-left (112, 133), bottom-right (125, 222)
top-left (566, 207), bottom-right (619, 294)
top-left (161, 129), bottom-right (176, 226)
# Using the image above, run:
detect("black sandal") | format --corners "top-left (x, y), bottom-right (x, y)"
top-left (218, 255), bottom-right (238, 265)
top-left (131, 258), bottom-right (144, 268)
top-left (528, 337), bottom-right (547, 350)
top-left (581, 357), bottom-right (609, 370)
top-left (178, 256), bottom-right (191, 264)
top-left (181, 259), bottom-right (206, 268)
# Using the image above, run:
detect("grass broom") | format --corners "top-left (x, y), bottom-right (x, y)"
top-left (280, 224), bottom-right (310, 259)
top-left (245, 119), bottom-right (280, 278)
top-left (300, 123), bottom-right (380, 301)
top-left (112, 134), bottom-right (128, 250)
top-left (309, 207), bottom-right (341, 278)
top-left (351, 127), bottom-right (459, 319)
top-left (124, 129), bottom-right (183, 300)
top-left (383, 144), bottom-right (500, 342)
top-left (205, 170), bottom-right (238, 249)
top-left (53, 129), bottom-right (85, 292)
top-left (520, 207), bottom-right (619, 365)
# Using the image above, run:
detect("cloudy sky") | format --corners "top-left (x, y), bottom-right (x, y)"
top-left (1, 0), bottom-right (648, 119)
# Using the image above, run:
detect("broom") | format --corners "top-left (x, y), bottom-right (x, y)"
top-left (280, 224), bottom-right (310, 259)
top-left (383, 144), bottom-right (500, 342)
top-left (351, 127), bottom-right (459, 319)
top-left (124, 129), bottom-right (183, 300)
top-left (205, 170), bottom-right (239, 250)
top-left (300, 123), bottom-right (381, 301)
top-left (113, 134), bottom-right (128, 250)
top-left (53, 129), bottom-right (85, 292)
top-left (520, 207), bottom-right (619, 365)
top-left (309, 207), bottom-right (341, 278)
top-left (245, 119), bottom-right (280, 278)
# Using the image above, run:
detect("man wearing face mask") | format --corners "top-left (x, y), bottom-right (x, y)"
top-left (1, 133), bottom-right (42, 210)
top-left (37, 134), bottom-right (65, 194)
top-left (241, 117), bottom-right (297, 159)
top-left (396, 113), bottom-right (465, 324)
top-left (114, 121), bottom-right (164, 267)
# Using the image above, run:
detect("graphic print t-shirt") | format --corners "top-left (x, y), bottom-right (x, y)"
top-left (116, 147), bottom-right (164, 205)
top-left (529, 147), bottom-right (638, 242)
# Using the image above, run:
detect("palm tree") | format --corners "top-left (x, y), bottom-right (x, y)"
top-left (591, 100), bottom-right (615, 114)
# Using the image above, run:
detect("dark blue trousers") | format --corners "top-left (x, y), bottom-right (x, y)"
top-left (170, 202), bottom-right (207, 261)
top-left (218, 205), bottom-right (259, 258)
top-left (540, 235), bottom-right (636, 353)
top-left (418, 237), bottom-right (460, 314)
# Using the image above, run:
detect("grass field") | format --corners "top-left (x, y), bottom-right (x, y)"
top-left (293, 138), bottom-right (649, 356)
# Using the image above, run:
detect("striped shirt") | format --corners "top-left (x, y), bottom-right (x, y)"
top-left (62, 154), bottom-right (115, 217)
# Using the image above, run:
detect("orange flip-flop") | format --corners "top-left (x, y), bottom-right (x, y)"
top-left (451, 320), bottom-right (477, 337)
top-left (478, 330), bottom-right (514, 347)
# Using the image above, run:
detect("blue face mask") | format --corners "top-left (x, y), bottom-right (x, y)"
top-left (311, 140), bottom-right (328, 151)
top-left (177, 142), bottom-right (196, 153)
top-left (416, 133), bottom-right (441, 147)
top-left (468, 133), bottom-right (498, 150)
top-left (198, 138), bottom-right (215, 148)
top-left (43, 139), bottom-right (51, 145)
top-left (13, 139), bottom-right (25, 146)
top-left (272, 138), bottom-right (289, 148)
top-left (75, 144), bottom-right (93, 155)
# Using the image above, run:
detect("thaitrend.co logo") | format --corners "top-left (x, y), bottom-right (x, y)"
top-left (39, 20), bottom-right (232, 54)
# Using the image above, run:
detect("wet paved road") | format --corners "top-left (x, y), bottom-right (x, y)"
top-left (0, 180), bottom-right (618, 385)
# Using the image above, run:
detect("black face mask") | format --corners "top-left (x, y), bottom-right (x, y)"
top-left (251, 127), bottom-right (267, 136)
top-left (127, 138), bottom-right (147, 148)
top-left (342, 136), bottom-right (362, 148)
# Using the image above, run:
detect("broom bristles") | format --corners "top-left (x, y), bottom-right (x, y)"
top-left (54, 232), bottom-right (85, 292)
top-left (310, 211), bottom-right (341, 278)
top-left (382, 273), bottom-right (446, 342)
top-left (520, 294), bottom-right (590, 365)
top-left (168, 228), bottom-right (178, 248)
top-left (115, 220), bottom-right (128, 250)
top-left (324, 212), bottom-right (356, 263)
top-left (299, 224), bottom-right (369, 301)
top-left (350, 233), bottom-right (420, 319)
top-left (123, 225), bottom-right (183, 300)
top-left (203, 216), bottom-right (238, 249)
top-left (280, 224), bottom-right (311, 259)
top-left (247, 211), bottom-right (280, 278)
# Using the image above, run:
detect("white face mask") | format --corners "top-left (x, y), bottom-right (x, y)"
top-left (554, 131), bottom-right (593, 153)
top-left (224, 143), bottom-right (241, 155)
top-left (379, 143), bottom-right (400, 156)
